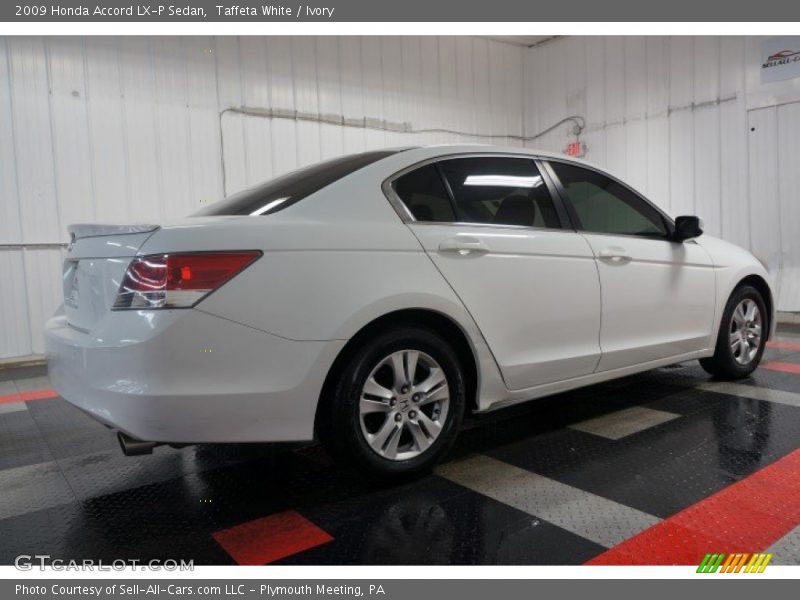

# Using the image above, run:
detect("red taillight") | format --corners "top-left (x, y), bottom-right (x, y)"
top-left (113, 251), bottom-right (261, 309)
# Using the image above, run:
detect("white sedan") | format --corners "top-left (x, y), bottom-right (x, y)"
top-left (45, 145), bottom-right (774, 478)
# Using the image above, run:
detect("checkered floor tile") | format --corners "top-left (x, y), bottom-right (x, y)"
top-left (1, 335), bottom-right (799, 565)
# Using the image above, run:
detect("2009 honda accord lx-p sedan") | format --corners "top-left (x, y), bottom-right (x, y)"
top-left (45, 145), bottom-right (775, 478)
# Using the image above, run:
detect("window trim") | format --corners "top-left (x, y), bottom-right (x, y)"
top-left (381, 152), bottom-right (573, 232)
top-left (542, 158), bottom-right (676, 241)
top-left (433, 162), bottom-right (461, 221)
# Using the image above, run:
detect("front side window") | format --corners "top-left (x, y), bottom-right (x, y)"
top-left (438, 157), bottom-right (561, 228)
top-left (549, 162), bottom-right (668, 238)
top-left (195, 150), bottom-right (404, 216)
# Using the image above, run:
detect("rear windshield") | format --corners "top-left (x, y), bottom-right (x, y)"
top-left (194, 150), bottom-right (405, 216)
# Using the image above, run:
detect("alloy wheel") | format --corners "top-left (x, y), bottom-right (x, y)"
top-left (358, 349), bottom-right (450, 461)
top-left (729, 298), bottom-right (762, 365)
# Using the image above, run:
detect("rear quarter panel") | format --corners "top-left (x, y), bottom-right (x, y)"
top-left (139, 156), bottom-right (483, 344)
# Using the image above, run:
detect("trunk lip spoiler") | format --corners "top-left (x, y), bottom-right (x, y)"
top-left (68, 224), bottom-right (160, 241)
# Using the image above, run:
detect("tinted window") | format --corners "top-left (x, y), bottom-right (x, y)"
top-left (438, 157), bottom-right (561, 228)
top-left (194, 150), bottom-right (404, 216)
top-left (550, 162), bottom-right (668, 237)
top-left (392, 165), bottom-right (455, 222)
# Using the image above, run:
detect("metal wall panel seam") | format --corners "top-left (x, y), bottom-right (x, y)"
top-left (181, 37), bottom-right (196, 219)
top-left (43, 38), bottom-right (65, 242)
top-left (0, 38), bottom-right (33, 357)
top-left (0, 39), bottom-right (22, 245)
top-left (33, 39), bottom-right (63, 357)
top-left (80, 37), bottom-right (99, 221)
top-left (716, 37), bottom-right (724, 239)
top-left (288, 35), bottom-right (303, 172)
top-left (690, 40), bottom-right (697, 217)
top-left (149, 38), bottom-right (165, 223)
top-left (774, 107), bottom-right (785, 306)
top-left (333, 37), bottom-right (346, 154)
top-left (313, 37), bottom-right (326, 155)
top-left (210, 36), bottom-right (225, 200)
top-left (665, 37), bottom-right (673, 214)
top-left (116, 38), bottom-right (133, 223)
top-left (3, 37), bottom-right (26, 246)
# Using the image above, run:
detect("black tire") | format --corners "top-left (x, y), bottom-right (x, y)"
top-left (699, 285), bottom-right (768, 380)
top-left (319, 327), bottom-right (465, 480)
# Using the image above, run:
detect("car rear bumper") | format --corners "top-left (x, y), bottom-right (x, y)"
top-left (44, 308), bottom-right (343, 443)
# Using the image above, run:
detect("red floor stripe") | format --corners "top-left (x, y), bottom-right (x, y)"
top-left (213, 509), bottom-right (333, 565)
top-left (17, 389), bottom-right (59, 401)
top-left (762, 361), bottom-right (800, 375)
top-left (0, 388), bottom-right (59, 405)
top-left (586, 450), bottom-right (800, 565)
top-left (767, 340), bottom-right (800, 351)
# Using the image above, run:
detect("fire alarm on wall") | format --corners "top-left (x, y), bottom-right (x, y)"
top-left (564, 141), bottom-right (586, 158)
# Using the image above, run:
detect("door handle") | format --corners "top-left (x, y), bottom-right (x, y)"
top-left (598, 247), bottom-right (631, 262)
top-left (438, 237), bottom-right (490, 255)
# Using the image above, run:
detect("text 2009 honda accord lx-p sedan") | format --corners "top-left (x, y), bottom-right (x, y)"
top-left (45, 145), bottom-right (775, 478)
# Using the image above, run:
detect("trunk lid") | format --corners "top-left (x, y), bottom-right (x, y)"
top-left (62, 224), bottom-right (159, 332)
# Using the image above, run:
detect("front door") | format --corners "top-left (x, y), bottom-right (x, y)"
top-left (546, 160), bottom-right (716, 372)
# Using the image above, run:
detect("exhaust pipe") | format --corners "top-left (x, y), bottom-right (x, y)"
top-left (117, 431), bottom-right (158, 456)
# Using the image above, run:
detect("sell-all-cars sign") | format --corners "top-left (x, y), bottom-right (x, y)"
top-left (761, 37), bottom-right (800, 83)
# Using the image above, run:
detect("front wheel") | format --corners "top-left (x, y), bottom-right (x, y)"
top-left (700, 285), bottom-right (767, 379)
top-left (320, 327), bottom-right (465, 480)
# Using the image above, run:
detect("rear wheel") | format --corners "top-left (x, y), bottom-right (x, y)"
top-left (320, 327), bottom-right (465, 479)
top-left (700, 285), bottom-right (767, 379)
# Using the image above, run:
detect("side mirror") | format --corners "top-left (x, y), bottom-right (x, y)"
top-left (672, 215), bottom-right (703, 242)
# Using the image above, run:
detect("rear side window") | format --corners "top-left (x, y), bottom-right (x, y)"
top-left (392, 165), bottom-right (456, 222)
top-left (194, 150), bottom-right (404, 216)
top-left (438, 157), bottom-right (561, 228)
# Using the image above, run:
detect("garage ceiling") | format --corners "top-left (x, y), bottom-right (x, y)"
top-left (482, 35), bottom-right (560, 47)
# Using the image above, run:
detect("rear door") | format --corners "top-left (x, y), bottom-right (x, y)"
top-left (388, 155), bottom-right (602, 391)
top-left (545, 160), bottom-right (716, 371)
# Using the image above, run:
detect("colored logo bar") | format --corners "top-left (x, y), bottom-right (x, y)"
top-left (697, 553), bottom-right (773, 573)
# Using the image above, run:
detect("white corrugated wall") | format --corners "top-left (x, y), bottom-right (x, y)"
top-left (523, 36), bottom-right (800, 313)
top-left (0, 35), bottom-right (526, 359)
top-left (3, 35), bottom-right (799, 360)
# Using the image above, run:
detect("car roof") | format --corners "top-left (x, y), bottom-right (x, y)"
top-left (386, 144), bottom-right (597, 170)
